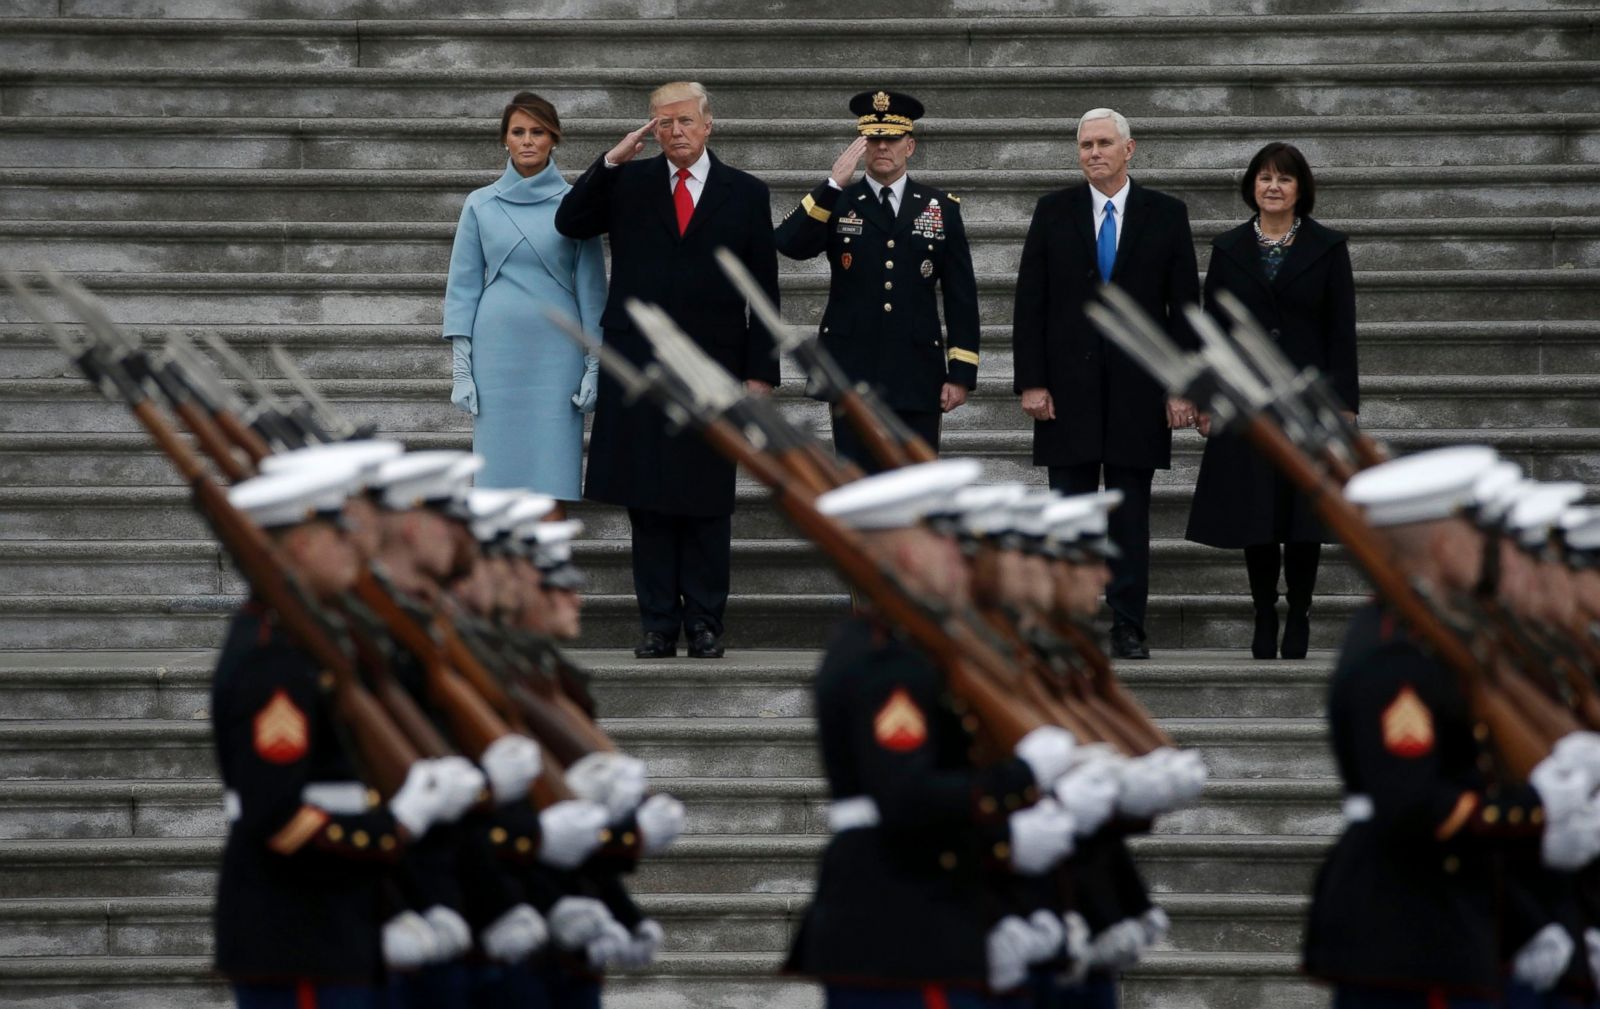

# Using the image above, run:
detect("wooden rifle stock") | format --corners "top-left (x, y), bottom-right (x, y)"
top-left (1054, 618), bottom-right (1176, 751)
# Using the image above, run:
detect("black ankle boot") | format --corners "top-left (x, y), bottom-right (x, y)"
top-left (1244, 544), bottom-right (1281, 660)
top-left (1281, 543), bottom-right (1320, 660)
top-left (1252, 606), bottom-right (1279, 660)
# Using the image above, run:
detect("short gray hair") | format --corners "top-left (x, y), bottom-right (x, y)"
top-left (1077, 108), bottom-right (1131, 142)
top-left (650, 81), bottom-right (711, 119)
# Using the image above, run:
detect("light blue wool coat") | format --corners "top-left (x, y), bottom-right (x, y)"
top-left (443, 158), bottom-right (606, 499)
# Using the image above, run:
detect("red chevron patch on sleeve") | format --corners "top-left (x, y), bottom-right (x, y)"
top-left (873, 688), bottom-right (928, 753)
top-left (254, 689), bottom-right (309, 765)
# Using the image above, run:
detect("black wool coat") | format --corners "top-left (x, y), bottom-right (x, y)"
top-left (554, 150), bottom-right (781, 517)
top-left (1185, 217), bottom-right (1359, 548)
top-left (1012, 180), bottom-right (1200, 470)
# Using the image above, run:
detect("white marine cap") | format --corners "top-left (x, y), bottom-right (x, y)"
top-left (1343, 445), bottom-right (1500, 527)
top-left (229, 462), bottom-right (361, 530)
top-left (1470, 461), bottom-right (1524, 525)
top-left (465, 488), bottom-right (523, 543)
top-left (505, 495), bottom-right (559, 543)
top-left (1049, 490), bottom-right (1124, 559)
top-left (950, 482), bottom-right (1027, 537)
top-left (372, 451), bottom-right (481, 512)
top-left (1507, 481), bottom-right (1585, 549)
top-left (817, 458), bottom-right (984, 531)
top-left (1562, 507), bottom-right (1600, 556)
top-left (531, 519), bottom-right (585, 568)
top-left (258, 439), bottom-right (404, 489)
top-left (1008, 489), bottom-right (1061, 540)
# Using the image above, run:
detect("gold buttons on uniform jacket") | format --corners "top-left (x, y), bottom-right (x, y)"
top-left (1508, 807), bottom-right (1525, 825)
top-left (884, 282), bottom-right (893, 290)
top-left (979, 796), bottom-right (998, 815)
top-left (1482, 806), bottom-right (1500, 825)
top-left (939, 851), bottom-right (957, 870)
top-left (366, 789), bottom-right (381, 808)
top-left (887, 239), bottom-right (896, 249)
top-left (622, 832), bottom-right (637, 847)
top-left (515, 837), bottom-right (533, 854)
top-left (599, 829), bottom-right (614, 843)
top-left (884, 303), bottom-right (893, 312)
top-left (326, 824), bottom-right (345, 842)
top-left (380, 834), bottom-right (396, 851)
top-left (490, 827), bottom-right (508, 845)
top-left (352, 830), bottom-right (370, 849)
top-left (992, 842), bottom-right (1011, 861)
top-left (885, 261), bottom-right (894, 269)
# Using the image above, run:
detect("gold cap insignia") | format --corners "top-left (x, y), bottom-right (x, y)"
top-left (872, 91), bottom-right (891, 112)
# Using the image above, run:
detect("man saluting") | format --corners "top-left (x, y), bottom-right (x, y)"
top-left (775, 90), bottom-right (980, 473)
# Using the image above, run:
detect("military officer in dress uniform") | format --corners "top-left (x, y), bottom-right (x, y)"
top-left (785, 458), bottom-right (1082, 1008)
top-left (774, 90), bottom-right (981, 472)
top-left (213, 463), bottom-right (486, 1009)
top-left (1303, 446), bottom-right (1600, 1008)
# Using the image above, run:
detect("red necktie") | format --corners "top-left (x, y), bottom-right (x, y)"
top-left (673, 167), bottom-right (694, 235)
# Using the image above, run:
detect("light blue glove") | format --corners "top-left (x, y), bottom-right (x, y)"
top-left (571, 354), bottom-right (600, 414)
top-left (450, 336), bottom-right (478, 416)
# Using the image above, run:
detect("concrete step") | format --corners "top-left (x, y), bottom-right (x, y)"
top-left (0, 951), bottom-right (1326, 1009)
top-left (10, 372), bottom-right (1600, 435)
top-left (6, 114), bottom-right (1599, 172)
top-left (5, 267), bottom-right (1597, 328)
top-left (3, 427), bottom-right (1594, 490)
top-left (5, 215), bottom-right (1596, 276)
top-left (3, 12), bottom-right (1595, 70)
top-left (3, 61), bottom-right (1595, 121)
top-left (6, 318), bottom-right (1596, 382)
top-left (0, 647), bottom-right (1336, 725)
top-left (0, 715), bottom-right (1332, 783)
top-left (9, 164), bottom-right (1600, 223)
top-left (0, 831), bottom-right (1329, 899)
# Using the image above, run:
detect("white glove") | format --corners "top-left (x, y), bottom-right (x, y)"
top-left (1531, 753), bottom-right (1594, 825)
top-left (985, 916), bottom-right (1034, 993)
top-left (1087, 918), bottom-right (1146, 970)
top-left (538, 799), bottom-right (608, 869)
top-left (423, 905), bottom-right (473, 961)
top-left (1022, 908), bottom-right (1066, 965)
top-left (1541, 800), bottom-right (1600, 871)
top-left (584, 917), bottom-right (634, 969)
top-left (1054, 757), bottom-right (1121, 837)
top-left (637, 793), bottom-right (686, 856)
top-left (480, 903), bottom-right (548, 964)
top-left (1015, 726), bottom-right (1076, 788)
top-left (450, 336), bottom-right (478, 416)
top-left (572, 354), bottom-right (600, 414)
top-left (1116, 750), bottom-right (1179, 820)
top-left (1008, 798), bottom-right (1076, 875)
top-left (433, 756), bottom-right (487, 822)
top-left (564, 752), bottom-right (649, 825)
top-left (480, 735), bottom-right (542, 806)
top-left (549, 896), bottom-right (614, 950)
top-left (1160, 749), bottom-right (1209, 807)
top-left (382, 910), bottom-right (440, 970)
top-left (1554, 732), bottom-right (1600, 779)
top-left (1513, 922), bottom-right (1574, 993)
top-left (1585, 928), bottom-right (1600, 988)
top-left (1139, 906), bottom-right (1171, 948)
top-left (611, 919), bottom-right (665, 970)
top-left (1061, 911), bottom-right (1092, 986)
top-left (390, 759), bottom-right (449, 838)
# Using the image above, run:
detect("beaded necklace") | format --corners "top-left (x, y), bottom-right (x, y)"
top-left (1254, 214), bottom-right (1301, 281)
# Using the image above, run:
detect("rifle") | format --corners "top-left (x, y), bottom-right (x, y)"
top-left (1089, 285), bottom-right (1558, 778)
top-left (9, 269), bottom-right (421, 796)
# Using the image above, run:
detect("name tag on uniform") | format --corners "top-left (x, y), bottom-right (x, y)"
top-left (836, 210), bottom-right (864, 236)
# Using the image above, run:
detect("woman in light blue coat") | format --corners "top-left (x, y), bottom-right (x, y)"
top-left (444, 92), bottom-right (606, 509)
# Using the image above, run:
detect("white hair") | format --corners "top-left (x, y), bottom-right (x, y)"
top-left (1077, 108), bottom-right (1131, 142)
top-left (650, 80), bottom-right (711, 119)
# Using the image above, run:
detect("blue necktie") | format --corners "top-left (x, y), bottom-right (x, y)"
top-left (1097, 200), bottom-right (1117, 281)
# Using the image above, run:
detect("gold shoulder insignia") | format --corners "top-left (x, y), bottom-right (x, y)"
top-left (946, 192), bottom-right (961, 203)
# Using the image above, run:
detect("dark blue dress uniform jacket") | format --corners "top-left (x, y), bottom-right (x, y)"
top-left (774, 176), bottom-right (981, 413)
top-left (785, 617), bottom-right (1040, 987)
top-left (555, 150), bottom-right (781, 518)
top-left (1011, 180), bottom-right (1200, 470)
top-left (212, 605), bottom-right (405, 985)
top-left (1302, 603), bottom-right (1547, 995)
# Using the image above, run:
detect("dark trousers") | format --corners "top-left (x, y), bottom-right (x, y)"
top-left (1244, 542), bottom-right (1322, 612)
top-left (234, 982), bottom-right (376, 1009)
top-left (824, 984), bottom-right (1025, 1008)
top-left (833, 409), bottom-right (942, 475)
top-left (1332, 984), bottom-right (1497, 1009)
top-left (1031, 969), bottom-right (1117, 1009)
top-left (628, 507), bottom-right (731, 640)
top-left (1048, 462), bottom-right (1154, 636)
top-left (385, 964), bottom-right (469, 1009)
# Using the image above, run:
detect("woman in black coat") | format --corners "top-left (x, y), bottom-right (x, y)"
top-left (1187, 143), bottom-right (1358, 659)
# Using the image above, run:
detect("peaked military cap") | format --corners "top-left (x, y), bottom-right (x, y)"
top-left (850, 90), bottom-right (924, 138)
top-left (1507, 482), bottom-right (1585, 549)
top-left (258, 439), bottom-right (403, 490)
top-left (818, 458), bottom-right (981, 530)
top-left (372, 451), bottom-right (481, 513)
top-left (1562, 507), bottom-right (1600, 565)
top-left (1469, 460), bottom-right (1524, 527)
top-left (1344, 445), bottom-right (1499, 527)
top-left (230, 463), bottom-right (360, 530)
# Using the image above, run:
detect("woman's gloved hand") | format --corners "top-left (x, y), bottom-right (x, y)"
top-left (572, 354), bottom-right (600, 414)
top-left (450, 336), bottom-right (478, 416)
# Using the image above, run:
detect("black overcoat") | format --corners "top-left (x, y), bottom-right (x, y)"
top-left (555, 150), bottom-right (781, 517)
top-left (1184, 217), bottom-right (1358, 548)
top-left (1011, 180), bottom-right (1200, 470)
top-left (774, 176), bottom-right (981, 413)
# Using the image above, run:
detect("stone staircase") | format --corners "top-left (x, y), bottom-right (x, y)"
top-left (1, 3), bottom-right (1596, 1006)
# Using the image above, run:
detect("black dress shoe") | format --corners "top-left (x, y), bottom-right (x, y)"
top-left (634, 631), bottom-right (677, 659)
top-left (1110, 625), bottom-right (1150, 660)
top-left (687, 626), bottom-right (725, 659)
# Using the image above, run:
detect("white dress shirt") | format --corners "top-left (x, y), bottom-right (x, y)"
top-left (1091, 178), bottom-right (1131, 245)
top-left (828, 171), bottom-right (907, 215)
top-left (668, 149), bottom-right (711, 207)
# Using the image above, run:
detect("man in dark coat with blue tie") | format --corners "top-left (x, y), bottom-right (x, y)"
top-left (1011, 108), bottom-right (1200, 660)
top-left (555, 80), bottom-right (781, 661)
